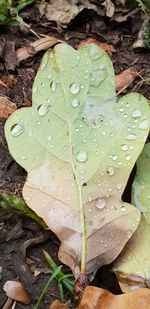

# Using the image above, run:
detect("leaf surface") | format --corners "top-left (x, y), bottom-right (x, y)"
top-left (5, 43), bottom-right (150, 277)
top-left (113, 144), bottom-right (150, 291)
top-left (50, 286), bottom-right (150, 309)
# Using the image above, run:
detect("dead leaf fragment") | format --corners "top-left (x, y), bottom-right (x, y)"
top-left (3, 281), bottom-right (31, 304)
top-left (0, 96), bottom-right (17, 119)
top-left (16, 37), bottom-right (62, 63)
top-left (77, 286), bottom-right (150, 309)
top-left (103, 0), bottom-right (115, 17)
top-left (37, 0), bottom-right (97, 30)
top-left (50, 286), bottom-right (150, 309)
top-left (116, 68), bottom-right (138, 94)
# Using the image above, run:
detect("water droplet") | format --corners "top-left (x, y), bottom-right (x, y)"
top-left (47, 135), bottom-right (52, 141)
top-left (38, 103), bottom-right (49, 116)
top-left (107, 166), bottom-right (115, 176)
top-left (126, 133), bottom-right (137, 140)
top-left (72, 98), bottom-right (80, 108)
top-left (117, 183), bottom-right (122, 190)
top-left (139, 119), bottom-right (149, 130)
top-left (104, 244), bottom-right (108, 248)
top-left (41, 82), bottom-right (45, 88)
top-left (121, 206), bottom-right (126, 212)
top-left (70, 83), bottom-right (80, 94)
top-left (123, 114), bottom-right (128, 118)
top-left (76, 150), bottom-right (87, 163)
top-left (121, 144), bottom-right (128, 151)
top-left (119, 107), bottom-right (124, 112)
top-left (28, 131), bottom-right (32, 137)
top-left (96, 198), bottom-right (106, 209)
top-left (22, 156), bottom-right (26, 160)
top-left (50, 81), bottom-right (57, 91)
top-left (125, 155), bottom-right (131, 161)
top-left (75, 128), bottom-right (79, 132)
top-left (11, 124), bottom-right (24, 137)
top-left (112, 155), bottom-right (117, 161)
top-left (132, 108), bottom-right (142, 118)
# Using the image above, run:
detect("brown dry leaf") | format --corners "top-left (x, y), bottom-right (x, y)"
top-left (103, 0), bottom-right (115, 17)
top-left (16, 37), bottom-right (62, 63)
top-left (0, 96), bottom-right (17, 119)
top-left (115, 68), bottom-right (138, 94)
top-left (78, 38), bottom-right (116, 56)
top-left (50, 286), bottom-right (150, 309)
top-left (37, 0), bottom-right (97, 30)
top-left (77, 286), bottom-right (150, 309)
top-left (3, 280), bottom-right (31, 304)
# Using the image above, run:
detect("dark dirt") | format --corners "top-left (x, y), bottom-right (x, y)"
top-left (0, 4), bottom-right (150, 309)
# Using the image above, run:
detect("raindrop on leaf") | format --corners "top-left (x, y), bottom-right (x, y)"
top-left (11, 124), bottom-right (24, 137)
top-left (76, 150), bottom-right (87, 163)
top-left (70, 83), bottom-right (80, 94)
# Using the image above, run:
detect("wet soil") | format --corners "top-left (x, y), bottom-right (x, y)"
top-left (0, 5), bottom-right (150, 308)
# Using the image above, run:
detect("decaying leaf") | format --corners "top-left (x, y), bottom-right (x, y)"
top-left (3, 280), bottom-right (31, 304)
top-left (76, 286), bottom-right (150, 309)
top-left (0, 96), bottom-right (17, 119)
top-left (115, 68), bottom-right (138, 94)
top-left (37, 0), bottom-right (97, 30)
top-left (113, 144), bottom-right (150, 292)
top-left (5, 43), bottom-right (150, 278)
top-left (50, 286), bottom-right (150, 309)
top-left (103, 0), bottom-right (115, 17)
top-left (16, 37), bottom-right (62, 63)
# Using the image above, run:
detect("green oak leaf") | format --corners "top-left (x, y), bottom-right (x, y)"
top-left (132, 143), bottom-right (150, 223)
top-left (5, 43), bottom-right (150, 277)
top-left (113, 143), bottom-right (150, 291)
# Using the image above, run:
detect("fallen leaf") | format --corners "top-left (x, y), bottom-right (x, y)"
top-left (50, 286), bottom-right (150, 309)
top-left (0, 96), bottom-right (17, 119)
top-left (113, 144), bottom-right (150, 292)
top-left (16, 37), bottom-right (62, 63)
top-left (78, 38), bottom-right (116, 56)
top-left (3, 280), bottom-right (31, 304)
top-left (77, 286), bottom-right (150, 309)
top-left (115, 68), bottom-right (138, 94)
top-left (103, 0), bottom-right (115, 17)
top-left (37, 0), bottom-right (97, 30)
top-left (5, 43), bottom-right (150, 278)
